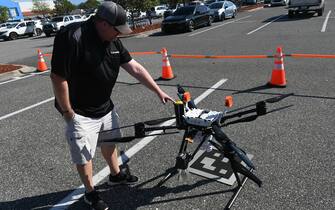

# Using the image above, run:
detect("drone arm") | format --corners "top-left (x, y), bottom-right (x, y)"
top-left (220, 101), bottom-right (267, 125)
top-left (230, 157), bottom-right (262, 187)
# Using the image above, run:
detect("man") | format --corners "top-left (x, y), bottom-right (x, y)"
top-left (50, 2), bottom-right (173, 210)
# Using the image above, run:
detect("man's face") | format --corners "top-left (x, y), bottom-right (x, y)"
top-left (96, 20), bottom-right (120, 41)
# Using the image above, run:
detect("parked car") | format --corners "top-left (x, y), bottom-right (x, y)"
top-left (244, 0), bottom-right (264, 4)
top-left (43, 15), bottom-right (83, 37)
top-left (188, 1), bottom-right (205, 6)
top-left (0, 22), bottom-right (12, 30)
top-left (161, 5), bottom-right (213, 33)
top-left (205, 0), bottom-right (221, 6)
top-left (82, 13), bottom-right (95, 21)
top-left (32, 20), bottom-right (44, 36)
top-left (150, 5), bottom-right (168, 17)
top-left (270, 0), bottom-right (289, 6)
top-left (288, 0), bottom-right (325, 17)
top-left (209, 1), bottom-right (237, 21)
top-left (0, 21), bottom-right (39, 40)
top-left (163, 3), bottom-right (184, 19)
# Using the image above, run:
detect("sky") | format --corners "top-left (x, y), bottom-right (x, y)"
top-left (69, 0), bottom-right (86, 5)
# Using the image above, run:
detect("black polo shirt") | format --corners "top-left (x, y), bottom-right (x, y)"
top-left (51, 18), bottom-right (132, 118)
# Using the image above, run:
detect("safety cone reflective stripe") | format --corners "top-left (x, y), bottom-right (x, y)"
top-left (160, 48), bottom-right (175, 80)
top-left (268, 47), bottom-right (286, 87)
top-left (37, 49), bottom-right (48, 72)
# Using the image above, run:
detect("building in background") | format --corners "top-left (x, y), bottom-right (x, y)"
top-left (13, 0), bottom-right (54, 12)
top-left (12, 0), bottom-right (54, 17)
top-left (0, 0), bottom-right (24, 21)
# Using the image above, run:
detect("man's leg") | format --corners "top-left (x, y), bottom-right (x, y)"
top-left (76, 160), bottom-right (94, 192)
top-left (65, 113), bottom-right (109, 209)
top-left (101, 145), bottom-right (120, 176)
top-left (99, 110), bottom-right (138, 185)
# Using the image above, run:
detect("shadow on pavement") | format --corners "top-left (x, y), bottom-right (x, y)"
top-left (69, 169), bottom-right (234, 210)
top-left (0, 189), bottom-right (76, 210)
top-left (263, 13), bottom-right (316, 23)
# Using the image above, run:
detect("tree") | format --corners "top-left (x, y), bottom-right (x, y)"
top-left (78, 0), bottom-right (100, 10)
top-left (53, 0), bottom-right (76, 15)
top-left (32, 0), bottom-right (52, 16)
top-left (0, 6), bottom-right (9, 23)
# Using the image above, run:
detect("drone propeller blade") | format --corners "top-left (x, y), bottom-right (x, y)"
top-left (265, 93), bottom-right (294, 103)
top-left (228, 142), bottom-right (255, 169)
top-left (102, 136), bottom-right (136, 143)
top-left (144, 117), bottom-right (176, 126)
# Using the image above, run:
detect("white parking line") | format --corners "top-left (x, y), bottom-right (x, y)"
top-left (50, 78), bottom-right (228, 210)
top-left (0, 97), bottom-right (54, 121)
top-left (0, 70), bottom-right (49, 86)
top-left (247, 15), bottom-right (284, 35)
top-left (188, 15), bottom-right (252, 37)
top-left (321, 10), bottom-right (332, 32)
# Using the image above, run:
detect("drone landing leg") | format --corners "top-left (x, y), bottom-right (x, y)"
top-left (156, 168), bottom-right (180, 187)
top-left (224, 161), bottom-right (251, 210)
top-left (224, 172), bottom-right (249, 210)
top-left (156, 131), bottom-right (196, 187)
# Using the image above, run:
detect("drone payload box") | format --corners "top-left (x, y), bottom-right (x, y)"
top-left (184, 108), bottom-right (223, 128)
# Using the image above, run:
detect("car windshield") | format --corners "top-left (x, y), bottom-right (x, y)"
top-left (209, 2), bottom-right (224, 9)
top-left (173, 6), bottom-right (195, 15)
top-left (51, 17), bottom-right (64, 22)
top-left (7, 23), bottom-right (17, 28)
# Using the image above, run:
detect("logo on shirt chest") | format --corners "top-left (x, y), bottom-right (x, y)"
top-left (110, 50), bottom-right (120, 55)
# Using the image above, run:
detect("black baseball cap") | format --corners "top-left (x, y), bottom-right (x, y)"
top-left (96, 1), bottom-right (132, 34)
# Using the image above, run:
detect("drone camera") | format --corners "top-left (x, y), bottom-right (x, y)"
top-left (225, 96), bottom-right (233, 107)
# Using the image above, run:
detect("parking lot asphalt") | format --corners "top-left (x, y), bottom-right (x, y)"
top-left (1, 2), bottom-right (335, 210)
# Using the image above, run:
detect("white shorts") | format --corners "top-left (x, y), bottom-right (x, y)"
top-left (65, 109), bottom-right (122, 165)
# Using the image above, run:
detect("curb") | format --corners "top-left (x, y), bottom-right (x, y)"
top-left (0, 65), bottom-right (37, 82)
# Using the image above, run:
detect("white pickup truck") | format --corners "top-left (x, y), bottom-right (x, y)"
top-left (42, 15), bottom-right (83, 37)
top-left (288, 0), bottom-right (325, 17)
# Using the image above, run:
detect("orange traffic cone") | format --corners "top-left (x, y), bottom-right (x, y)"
top-left (160, 48), bottom-right (175, 80)
top-left (37, 49), bottom-right (48, 72)
top-left (268, 46), bottom-right (286, 88)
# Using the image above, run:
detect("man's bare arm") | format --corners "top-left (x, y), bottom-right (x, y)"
top-left (50, 72), bottom-right (74, 120)
top-left (121, 59), bottom-right (174, 104)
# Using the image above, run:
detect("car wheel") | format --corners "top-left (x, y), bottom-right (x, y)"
top-left (207, 16), bottom-right (213, 26)
top-left (9, 32), bottom-right (18, 40)
top-left (288, 10), bottom-right (294, 18)
top-left (222, 12), bottom-right (226, 20)
top-left (187, 20), bottom-right (194, 32)
top-left (36, 28), bottom-right (43, 36)
top-left (317, 7), bottom-right (324, 16)
top-left (232, 11), bottom-right (236, 18)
